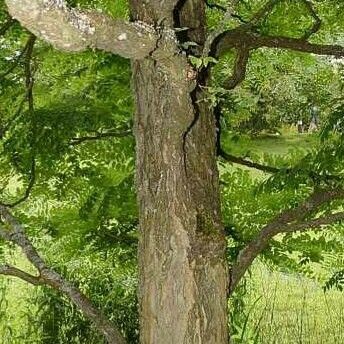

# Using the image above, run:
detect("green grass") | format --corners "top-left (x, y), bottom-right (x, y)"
top-left (235, 262), bottom-right (344, 344)
top-left (222, 131), bottom-right (318, 157)
top-left (226, 131), bottom-right (344, 344)
top-left (0, 250), bottom-right (39, 344)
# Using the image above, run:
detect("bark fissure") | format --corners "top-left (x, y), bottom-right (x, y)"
top-left (182, 81), bottom-right (202, 176)
top-left (131, 2), bottom-right (229, 343)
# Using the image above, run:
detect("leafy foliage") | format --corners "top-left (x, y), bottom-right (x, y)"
top-left (0, 0), bottom-right (343, 342)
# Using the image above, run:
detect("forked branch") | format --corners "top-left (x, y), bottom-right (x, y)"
top-left (0, 205), bottom-right (126, 344)
top-left (229, 188), bottom-right (344, 294)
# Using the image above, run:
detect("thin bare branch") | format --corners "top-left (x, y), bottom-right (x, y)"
top-left (24, 34), bottom-right (36, 113)
top-left (0, 264), bottom-right (43, 286)
top-left (218, 148), bottom-right (280, 173)
top-left (5, 0), bottom-right (158, 60)
top-left (0, 205), bottom-right (127, 344)
top-left (224, 47), bottom-right (250, 89)
top-left (229, 188), bottom-right (344, 294)
top-left (1, 96), bottom-right (26, 138)
top-left (0, 159), bottom-right (36, 208)
top-left (247, 0), bottom-right (280, 26)
top-left (70, 129), bottom-right (132, 146)
top-left (301, 0), bottom-right (321, 40)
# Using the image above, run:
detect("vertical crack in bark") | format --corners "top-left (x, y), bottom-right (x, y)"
top-left (182, 65), bottom-right (210, 176)
top-left (173, 0), bottom-right (189, 43)
top-left (174, 0), bottom-right (211, 176)
top-left (182, 85), bottom-right (200, 176)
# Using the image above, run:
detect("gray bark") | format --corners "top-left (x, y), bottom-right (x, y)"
top-left (5, 0), bottom-right (158, 59)
top-left (130, 1), bottom-right (229, 343)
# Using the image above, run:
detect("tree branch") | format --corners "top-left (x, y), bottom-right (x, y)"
top-left (0, 97), bottom-right (26, 139)
top-left (224, 47), bottom-right (250, 89)
top-left (0, 35), bottom-right (37, 209)
top-left (70, 129), bottom-right (132, 146)
top-left (218, 148), bottom-right (342, 183)
top-left (0, 264), bottom-right (43, 286)
top-left (247, 0), bottom-right (280, 26)
top-left (218, 148), bottom-right (280, 173)
top-left (203, 0), bottom-right (248, 24)
top-left (24, 34), bottom-right (36, 113)
top-left (301, 0), bottom-right (321, 40)
top-left (229, 188), bottom-right (344, 294)
top-left (253, 33), bottom-right (344, 57)
top-left (0, 205), bottom-right (126, 344)
top-left (213, 28), bottom-right (344, 58)
top-left (283, 211), bottom-right (344, 233)
top-left (203, 0), bottom-right (226, 12)
top-left (5, 0), bottom-right (158, 60)
top-left (0, 158), bottom-right (36, 208)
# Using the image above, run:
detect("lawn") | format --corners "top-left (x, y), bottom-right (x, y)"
top-left (225, 131), bottom-right (344, 344)
top-left (235, 262), bottom-right (344, 344)
top-left (221, 130), bottom-right (318, 157)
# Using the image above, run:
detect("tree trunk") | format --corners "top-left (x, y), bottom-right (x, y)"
top-left (130, 1), bottom-right (229, 343)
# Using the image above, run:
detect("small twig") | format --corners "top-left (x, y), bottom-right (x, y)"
top-left (70, 129), bottom-right (132, 146)
top-left (301, 0), bottom-right (321, 40)
top-left (0, 159), bottom-right (36, 208)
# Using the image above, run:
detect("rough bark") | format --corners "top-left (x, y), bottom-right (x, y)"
top-left (5, 0), bottom-right (158, 59)
top-left (130, 1), bottom-right (229, 343)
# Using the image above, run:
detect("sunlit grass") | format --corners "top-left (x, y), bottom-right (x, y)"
top-left (237, 262), bottom-right (344, 344)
